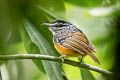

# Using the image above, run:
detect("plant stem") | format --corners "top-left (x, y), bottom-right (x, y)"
top-left (0, 54), bottom-right (112, 75)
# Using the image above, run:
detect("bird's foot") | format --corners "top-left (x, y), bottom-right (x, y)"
top-left (60, 55), bottom-right (67, 63)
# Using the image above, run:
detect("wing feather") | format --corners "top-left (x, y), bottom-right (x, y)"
top-left (63, 42), bottom-right (85, 54)
top-left (63, 39), bottom-right (90, 54)
top-left (73, 32), bottom-right (95, 51)
top-left (62, 32), bottom-right (95, 54)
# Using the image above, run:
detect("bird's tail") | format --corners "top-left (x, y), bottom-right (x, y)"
top-left (87, 52), bottom-right (100, 65)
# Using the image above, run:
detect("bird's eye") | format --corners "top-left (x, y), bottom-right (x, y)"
top-left (56, 23), bottom-right (62, 27)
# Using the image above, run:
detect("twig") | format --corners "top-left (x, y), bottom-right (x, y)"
top-left (0, 54), bottom-right (112, 75)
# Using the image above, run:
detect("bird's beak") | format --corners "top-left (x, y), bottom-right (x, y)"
top-left (41, 23), bottom-right (49, 26)
top-left (41, 23), bottom-right (56, 27)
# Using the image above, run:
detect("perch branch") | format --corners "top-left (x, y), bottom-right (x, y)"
top-left (0, 54), bottom-right (112, 75)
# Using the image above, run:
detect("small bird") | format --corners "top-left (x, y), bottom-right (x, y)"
top-left (42, 20), bottom-right (100, 64)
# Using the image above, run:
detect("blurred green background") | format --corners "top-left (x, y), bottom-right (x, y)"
top-left (0, 0), bottom-right (120, 80)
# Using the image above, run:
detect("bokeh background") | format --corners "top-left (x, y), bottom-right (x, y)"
top-left (0, 0), bottom-right (120, 80)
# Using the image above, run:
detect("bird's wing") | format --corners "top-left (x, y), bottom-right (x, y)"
top-left (62, 32), bottom-right (94, 54)
top-left (62, 32), bottom-right (100, 64)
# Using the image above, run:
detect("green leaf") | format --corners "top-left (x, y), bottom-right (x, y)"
top-left (23, 19), bottom-right (65, 80)
top-left (20, 23), bottom-right (45, 73)
top-left (34, 0), bottom-right (65, 18)
top-left (78, 58), bottom-right (95, 80)
top-left (23, 0), bottom-right (65, 20)
top-left (80, 68), bottom-right (95, 80)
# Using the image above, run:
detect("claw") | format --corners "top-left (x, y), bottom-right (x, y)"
top-left (60, 55), bottom-right (66, 63)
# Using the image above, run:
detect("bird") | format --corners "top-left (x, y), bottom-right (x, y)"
top-left (42, 20), bottom-right (100, 64)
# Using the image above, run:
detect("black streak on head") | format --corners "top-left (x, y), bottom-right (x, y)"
top-left (51, 20), bottom-right (71, 27)
top-left (52, 20), bottom-right (68, 23)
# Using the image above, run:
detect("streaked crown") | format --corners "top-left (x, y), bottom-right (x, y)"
top-left (42, 20), bottom-right (83, 35)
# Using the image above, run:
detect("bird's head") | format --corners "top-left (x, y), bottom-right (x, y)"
top-left (41, 20), bottom-right (72, 34)
top-left (41, 20), bottom-right (82, 35)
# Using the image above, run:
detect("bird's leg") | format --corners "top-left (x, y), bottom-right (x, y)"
top-left (60, 55), bottom-right (67, 63)
top-left (80, 55), bottom-right (83, 63)
top-left (78, 55), bottom-right (83, 64)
